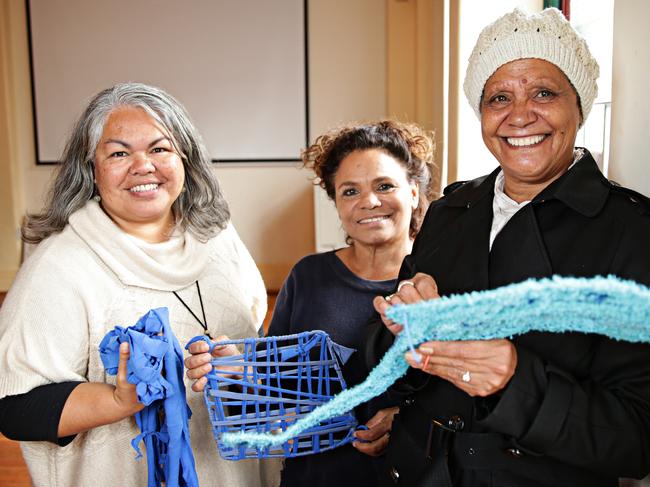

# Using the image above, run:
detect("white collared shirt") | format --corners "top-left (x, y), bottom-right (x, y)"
top-left (489, 171), bottom-right (530, 249)
top-left (489, 149), bottom-right (584, 250)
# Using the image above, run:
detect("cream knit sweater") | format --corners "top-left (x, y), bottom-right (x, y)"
top-left (0, 201), bottom-right (281, 487)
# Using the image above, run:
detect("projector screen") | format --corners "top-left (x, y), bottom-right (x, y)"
top-left (27, 0), bottom-right (307, 164)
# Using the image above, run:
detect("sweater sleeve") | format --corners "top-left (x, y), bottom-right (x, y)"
top-left (0, 244), bottom-right (90, 400)
top-left (0, 382), bottom-right (82, 445)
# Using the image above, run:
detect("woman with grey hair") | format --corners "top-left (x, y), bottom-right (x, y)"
top-left (0, 83), bottom-right (279, 486)
top-left (367, 8), bottom-right (650, 487)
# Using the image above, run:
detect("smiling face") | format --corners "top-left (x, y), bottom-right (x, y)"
top-left (334, 148), bottom-right (418, 248)
top-left (93, 106), bottom-right (185, 240)
top-left (480, 58), bottom-right (581, 201)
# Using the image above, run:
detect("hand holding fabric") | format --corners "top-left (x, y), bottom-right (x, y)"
top-left (113, 342), bottom-right (145, 415)
top-left (405, 339), bottom-right (518, 396)
top-left (99, 322), bottom-right (172, 406)
top-left (373, 272), bottom-right (440, 335)
top-left (185, 335), bottom-right (241, 393)
top-left (352, 406), bottom-right (399, 456)
top-left (100, 308), bottom-right (199, 487)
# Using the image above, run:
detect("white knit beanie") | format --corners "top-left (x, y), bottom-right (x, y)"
top-left (463, 8), bottom-right (599, 122)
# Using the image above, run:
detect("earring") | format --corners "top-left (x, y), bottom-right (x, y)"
top-left (93, 194), bottom-right (101, 202)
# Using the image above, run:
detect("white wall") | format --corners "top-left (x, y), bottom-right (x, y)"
top-left (212, 164), bottom-right (314, 290)
top-left (308, 0), bottom-right (387, 140)
top-left (215, 0), bottom-right (388, 280)
top-left (0, 0), bottom-right (36, 290)
top-left (29, 0), bottom-right (307, 163)
top-left (608, 0), bottom-right (650, 196)
top-left (2, 0), bottom-right (388, 291)
top-left (310, 0), bottom-right (387, 251)
top-left (609, 8), bottom-right (650, 484)
top-left (0, 1), bottom-right (22, 290)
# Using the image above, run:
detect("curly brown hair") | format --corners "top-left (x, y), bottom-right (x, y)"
top-left (303, 120), bottom-right (437, 239)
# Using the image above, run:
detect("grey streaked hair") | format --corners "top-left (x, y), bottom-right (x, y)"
top-left (22, 82), bottom-right (230, 243)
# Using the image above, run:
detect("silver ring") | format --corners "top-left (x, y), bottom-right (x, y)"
top-left (397, 280), bottom-right (415, 292)
top-left (385, 294), bottom-right (395, 302)
top-left (462, 370), bottom-right (471, 383)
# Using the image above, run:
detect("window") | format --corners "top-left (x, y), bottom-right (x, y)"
top-left (570, 0), bottom-right (615, 175)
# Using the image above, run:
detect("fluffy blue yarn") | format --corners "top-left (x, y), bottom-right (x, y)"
top-left (221, 275), bottom-right (650, 449)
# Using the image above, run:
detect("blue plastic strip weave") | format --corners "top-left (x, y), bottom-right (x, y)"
top-left (187, 331), bottom-right (359, 459)
top-left (220, 275), bottom-right (650, 449)
top-left (99, 308), bottom-right (199, 487)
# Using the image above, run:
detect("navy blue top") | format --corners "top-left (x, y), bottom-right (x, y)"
top-left (268, 250), bottom-right (396, 487)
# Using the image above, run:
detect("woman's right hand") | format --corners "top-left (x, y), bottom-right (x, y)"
top-left (352, 406), bottom-right (399, 456)
top-left (59, 342), bottom-right (144, 437)
top-left (185, 335), bottom-right (241, 392)
top-left (373, 272), bottom-right (440, 335)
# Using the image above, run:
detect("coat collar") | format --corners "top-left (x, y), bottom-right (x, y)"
top-left (534, 150), bottom-right (609, 217)
top-left (444, 168), bottom-right (499, 208)
top-left (444, 149), bottom-right (608, 217)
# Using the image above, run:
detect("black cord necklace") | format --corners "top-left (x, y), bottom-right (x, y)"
top-left (173, 280), bottom-right (212, 339)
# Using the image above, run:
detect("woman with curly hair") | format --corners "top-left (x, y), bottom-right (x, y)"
top-left (268, 120), bottom-right (436, 486)
top-left (188, 120), bottom-right (437, 486)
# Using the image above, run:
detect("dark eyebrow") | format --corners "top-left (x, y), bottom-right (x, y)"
top-left (148, 137), bottom-right (170, 148)
top-left (336, 176), bottom-right (396, 188)
top-left (372, 176), bottom-right (396, 183)
top-left (336, 181), bottom-right (357, 188)
top-left (486, 77), bottom-right (562, 92)
top-left (103, 138), bottom-right (131, 149)
top-left (102, 137), bottom-right (171, 150)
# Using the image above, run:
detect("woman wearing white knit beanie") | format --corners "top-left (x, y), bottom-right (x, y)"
top-left (366, 7), bottom-right (650, 487)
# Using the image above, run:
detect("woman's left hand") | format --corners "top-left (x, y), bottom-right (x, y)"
top-left (185, 335), bottom-right (241, 392)
top-left (352, 406), bottom-right (399, 456)
top-left (405, 339), bottom-right (517, 397)
top-left (113, 342), bottom-right (144, 414)
top-left (373, 273), bottom-right (441, 335)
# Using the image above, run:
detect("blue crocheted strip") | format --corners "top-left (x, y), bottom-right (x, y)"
top-left (100, 308), bottom-right (199, 487)
top-left (221, 275), bottom-right (650, 449)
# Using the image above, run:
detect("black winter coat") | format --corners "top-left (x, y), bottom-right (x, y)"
top-left (365, 151), bottom-right (650, 487)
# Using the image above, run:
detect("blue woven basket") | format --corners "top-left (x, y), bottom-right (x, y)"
top-left (199, 331), bottom-right (358, 460)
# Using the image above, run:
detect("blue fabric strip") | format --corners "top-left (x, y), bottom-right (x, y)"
top-left (220, 275), bottom-right (650, 449)
top-left (100, 308), bottom-right (199, 487)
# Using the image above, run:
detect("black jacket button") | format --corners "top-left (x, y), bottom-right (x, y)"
top-left (448, 415), bottom-right (465, 431)
top-left (505, 447), bottom-right (524, 458)
top-left (389, 466), bottom-right (400, 483)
